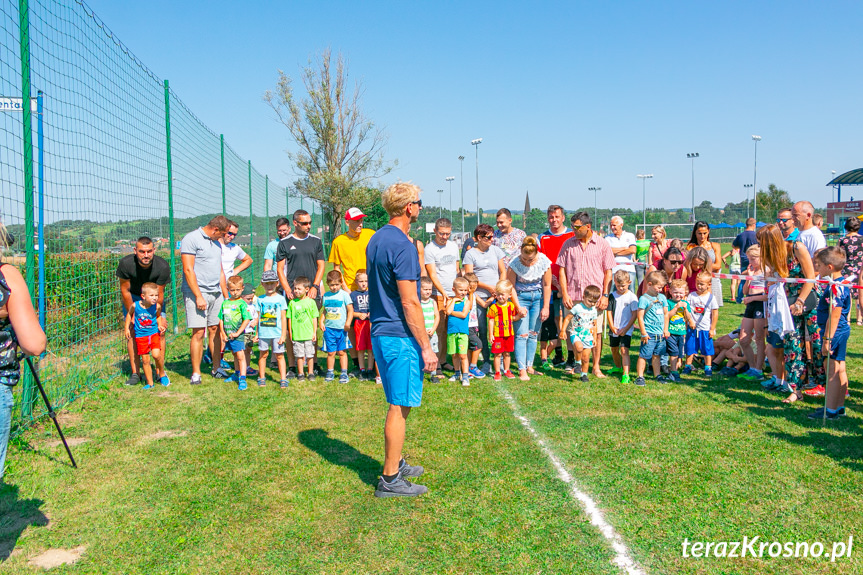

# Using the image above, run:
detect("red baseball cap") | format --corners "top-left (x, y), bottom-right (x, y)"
top-left (345, 207), bottom-right (366, 221)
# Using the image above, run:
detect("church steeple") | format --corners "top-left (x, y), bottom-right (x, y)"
top-left (523, 190), bottom-right (531, 228)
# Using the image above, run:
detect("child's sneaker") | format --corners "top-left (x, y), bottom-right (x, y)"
top-left (375, 376), bottom-right (382, 385)
top-left (468, 366), bottom-right (486, 379)
top-left (634, 376), bottom-right (646, 386)
top-left (159, 375), bottom-right (171, 387)
top-left (802, 384), bottom-right (826, 397)
top-left (212, 367), bottom-right (231, 379)
top-left (246, 367), bottom-right (259, 377)
top-left (621, 373), bottom-right (631, 384)
top-left (738, 368), bottom-right (763, 380)
top-left (807, 407), bottom-right (846, 420)
top-left (449, 372), bottom-right (462, 382)
top-left (580, 373), bottom-right (589, 383)
top-left (503, 370), bottom-right (516, 379)
top-left (720, 366), bottom-right (738, 377)
top-left (494, 371), bottom-right (502, 381)
top-left (220, 359), bottom-right (233, 370)
top-left (325, 370), bottom-right (335, 382)
top-left (339, 372), bottom-right (349, 384)
top-left (296, 373), bottom-right (306, 382)
top-left (203, 349), bottom-right (212, 364)
top-left (280, 379), bottom-right (289, 389)
top-left (190, 373), bottom-right (202, 386)
top-left (681, 365), bottom-right (694, 375)
top-left (238, 377), bottom-right (247, 391)
top-left (656, 374), bottom-right (671, 384)
top-left (226, 371), bottom-right (239, 383)
top-left (608, 366), bottom-right (622, 375)
top-left (704, 366), bottom-right (713, 377)
top-left (540, 360), bottom-right (552, 371)
top-left (461, 377), bottom-right (470, 387)
top-left (142, 383), bottom-right (154, 390)
top-left (257, 378), bottom-right (266, 387)
top-left (668, 371), bottom-right (681, 382)
top-left (563, 361), bottom-right (577, 374)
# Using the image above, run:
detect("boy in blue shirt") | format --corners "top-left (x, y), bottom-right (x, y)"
top-left (446, 277), bottom-right (473, 387)
top-left (635, 271), bottom-right (670, 387)
top-left (810, 246), bottom-right (851, 420)
top-left (124, 282), bottom-right (168, 390)
top-left (255, 270), bottom-right (288, 387)
top-left (320, 270), bottom-right (354, 383)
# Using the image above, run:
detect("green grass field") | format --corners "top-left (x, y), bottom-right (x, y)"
top-left (1, 291), bottom-right (861, 574)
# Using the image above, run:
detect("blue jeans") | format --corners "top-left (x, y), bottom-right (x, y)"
top-left (0, 385), bottom-right (13, 480)
top-left (515, 290), bottom-right (543, 370)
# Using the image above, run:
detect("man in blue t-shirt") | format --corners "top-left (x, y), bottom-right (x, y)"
top-left (732, 218), bottom-right (758, 302)
top-left (368, 182), bottom-right (437, 498)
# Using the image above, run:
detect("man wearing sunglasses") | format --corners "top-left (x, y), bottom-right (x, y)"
top-left (731, 218), bottom-right (758, 303)
top-left (219, 220), bottom-right (253, 279)
top-left (776, 208), bottom-right (799, 242)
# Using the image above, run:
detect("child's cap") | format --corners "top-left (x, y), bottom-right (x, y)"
top-left (242, 285), bottom-right (255, 296)
top-left (261, 270), bottom-right (279, 283)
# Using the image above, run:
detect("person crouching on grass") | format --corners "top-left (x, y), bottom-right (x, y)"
top-left (560, 285), bottom-right (601, 383)
top-left (287, 276), bottom-right (320, 384)
top-left (486, 279), bottom-right (518, 380)
top-left (124, 282), bottom-right (168, 389)
top-left (254, 270), bottom-right (288, 387)
top-left (606, 270), bottom-right (638, 384)
top-left (321, 270), bottom-right (354, 383)
top-left (665, 278), bottom-right (694, 382)
top-left (810, 246), bottom-right (851, 420)
top-left (683, 270), bottom-right (719, 377)
top-left (218, 275), bottom-right (253, 390)
top-left (446, 276), bottom-right (473, 386)
top-left (635, 271), bottom-right (670, 387)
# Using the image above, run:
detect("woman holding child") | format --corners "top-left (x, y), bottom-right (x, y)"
top-left (506, 237), bottom-right (551, 380)
top-left (686, 221), bottom-right (723, 306)
top-left (639, 247), bottom-right (685, 296)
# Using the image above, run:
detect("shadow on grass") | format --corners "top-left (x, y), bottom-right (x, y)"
top-left (298, 428), bottom-right (381, 486)
top-left (0, 483), bottom-right (48, 562)
top-left (683, 376), bottom-right (863, 473)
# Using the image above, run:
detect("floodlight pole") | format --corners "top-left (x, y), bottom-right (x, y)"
top-left (687, 153), bottom-right (699, 222)
top-left (472, 138), bottom-right (482, 226)
top-left (637, 174), bottom-right (653, 228)
top-left (588, 187), bottom-right (601, 225)
top-left (752, 135), bottom-right (761, 223)
top-left (744, 184), bottom-right (753, 220)
top-left (446, 176), bottom-right (455, 224)
top-left (437, 189), bottom-right (444, 218)
top-left (458, 156), bottom-right (465, 232)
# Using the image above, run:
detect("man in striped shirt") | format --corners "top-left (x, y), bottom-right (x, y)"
top-left (557, 211), bottom-right (615, 377)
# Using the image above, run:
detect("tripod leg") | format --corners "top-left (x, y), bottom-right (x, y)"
top-left (25, 357), bottom-right (77, 468)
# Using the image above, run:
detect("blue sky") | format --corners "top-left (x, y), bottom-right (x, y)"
top-left (85, 0), bottom-right (862, 214)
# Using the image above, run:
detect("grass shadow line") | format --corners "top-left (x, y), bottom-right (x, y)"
top-left (297, 428), bottom-right (381, 487)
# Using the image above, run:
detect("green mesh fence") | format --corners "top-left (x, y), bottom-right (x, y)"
top-left (0, 0), bottom-right (317, 436)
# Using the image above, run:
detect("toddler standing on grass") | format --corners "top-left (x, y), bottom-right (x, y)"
top-left (321, 270), bottom-right (354, 383)
top-left (665, 279), bottom-right (694, 382)
top-left (287, 276), bottom-right (319, 384)
top-left (560, 285), bottom-right (601, 383)
top-left (464, 273), bottom-right (487, 379)
top-left (350, 271), bottom-right (376, 382)
top-left (255, 270), bottom-right (288, 387)
top-left (486, 280), bottom-right (518, 381)
top-left (635, 271), bottom-right (670, 387)
top-left (241, 286), bottom-right (258, 378)
top-left (124, 282), bottom-right (168, 390)
top-left (810, 246), bottom-right (851, 420)
top-left (607, 270), bottom-right (638, 384)
top-left (683, 271), bottom-right (719, 377)
top-left (420, 277), bottom-right (442, 383)
top-left (219, 275), bottom-right (253, 390)
top-left (446, 276), bottom-right (473, 386)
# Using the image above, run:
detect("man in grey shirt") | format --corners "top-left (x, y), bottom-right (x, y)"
top-left (181, 215), bottom-right (229, 385)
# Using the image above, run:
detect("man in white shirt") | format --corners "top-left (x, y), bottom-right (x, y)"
top-left (219, 220), bottom-right (253, 279)
top-left (425, 218), bottom-right (461, 366)
top-left (605, 216), bottom-right (637, 290)
top-left (792, 201), bottom-right (826, 256)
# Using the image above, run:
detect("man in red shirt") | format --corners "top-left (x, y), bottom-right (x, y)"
top-left (557, 211), bottom-right (615, 377)
top-left (537, 205), bottom-right (574, 369)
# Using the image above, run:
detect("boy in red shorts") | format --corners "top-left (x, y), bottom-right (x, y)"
top-left (350, 271), bottom-right (377, 382)
top-left (486, 279), bottom-right (519, 381)
top-left (124, 282), bottom-right (168, 389)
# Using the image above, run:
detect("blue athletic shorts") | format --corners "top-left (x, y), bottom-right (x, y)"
top-left (224, 338), bottom-right (245, 353)
top-left (323, 328), bottom-right (352, 353)
top-left (666, 333), bottom-right (686, 358)
top-left (639, 334), bottom-right (666, 360)
top-left (372, 336), bottom-right (424, 407)
top-left (820, 325), bottom-right (849, 362)
top-left (685, 329), bottom-right (715, 356)
top-left (766, 330), bottom-right (784, 348)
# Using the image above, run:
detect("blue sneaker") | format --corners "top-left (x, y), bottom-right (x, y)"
top-left (325, 370), bottom-right (335, 382)
top-left (669, 371), bottom-right (681, 382)
top-left (203, 349), bottom-right (212, 364)
top-left (339, 372), bottom-right (349, 384)
top-left (159, 375), bottom-right (170, 387)
top-left (142, 383), bottom-right (154, 390)
top-left (246, 367), bottom-right (259, 377)
top-left (220, 359), bottom-right (232, 370)
top-left (681, 365), bottom-right (694, 375)
top-left (704, 366), bottom-right (713, 377)
top-left (238, 376), bottom-right (247, 391)
top-left (738, 368), bottom-right (763, 380)
top-left (468, 366), bottom-right (486, 379)
top-left (226, 371), bottom-right (239, 383)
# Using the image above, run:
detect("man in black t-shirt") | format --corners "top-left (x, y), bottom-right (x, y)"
top-left (116, 236), bottom-right (171, 386)
top-left (275, 209), bottom-right (326, 375)
top-left (731, 218), bottom-right (758, 303)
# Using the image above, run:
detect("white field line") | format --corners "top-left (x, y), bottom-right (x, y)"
top-left (496, 385), bottom-right (646, 575)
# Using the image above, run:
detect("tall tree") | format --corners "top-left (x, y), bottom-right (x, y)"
top-left (265, 50), bottom-right (396, 241)
top-left (755, 184), bottom-right (793, 220)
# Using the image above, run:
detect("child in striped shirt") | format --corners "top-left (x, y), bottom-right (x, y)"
top-left (486, 280), bottom-right (519, 381)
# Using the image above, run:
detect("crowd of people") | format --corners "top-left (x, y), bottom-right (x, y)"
top-left (110, 190), bottom-right (854, 497)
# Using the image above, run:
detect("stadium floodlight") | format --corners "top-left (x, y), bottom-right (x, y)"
top-left (437, 189), bottom-right (444, 218)
top-left (471, 139), bottom-right (482, 225)
top-left (637, 174), bottom-right (653, 227)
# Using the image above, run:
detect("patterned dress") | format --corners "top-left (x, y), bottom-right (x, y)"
top-left (781, 242), bottom-right (825, 389)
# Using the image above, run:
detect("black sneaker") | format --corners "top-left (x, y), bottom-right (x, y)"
top-left (125, 373), bottom-right (140, 386)
top-left (808, 407), bottom-right (846, 420)
top-left (286, 368), bottom-right (297, 379)
top-left (634, 376), bottom-right (646, 387)
top-left (656, 374), bottom-right (671, 384)
top-left (580, 373), bottom-right (589, 383)
top-left (398, 458), bottom-right (424, 478)
top-left (211, 368), bottom-right (231, 379)
top-left (296, 373), bottom-right (306, 382)
top-left (374, 473), bottom-right (428, 498)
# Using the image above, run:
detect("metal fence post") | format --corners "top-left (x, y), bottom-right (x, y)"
top-left (220, 134), bottom-right (226, 216)
top-left (248, 161), bottom-right (253, 279)
top-left (164, 80), bottom-right (178, 333)
top-left (265, 175), bottom-right (269, 245)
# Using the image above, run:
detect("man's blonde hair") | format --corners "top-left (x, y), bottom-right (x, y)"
top-left (382, 182), bottom-right (421, 217)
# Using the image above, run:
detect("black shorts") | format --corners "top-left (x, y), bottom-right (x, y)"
top-left (743, 301), bottom-right (765, 319)
top-left (468, 327), bottom-right (482, 351)
top-left (540, 315), bottom-right (559, 341)
top-left (609, 334), bottom-right (632, 348)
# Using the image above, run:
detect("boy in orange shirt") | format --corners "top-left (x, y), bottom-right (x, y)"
top-left (486, 280), bottom-right (520, 381)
